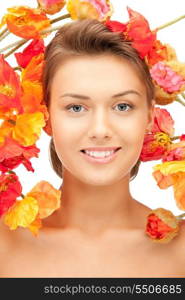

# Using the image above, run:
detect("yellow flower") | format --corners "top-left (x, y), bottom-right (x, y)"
top-left (4, 196), bottom-right (39, 230)
top-left (12, 112), bottom-right (45, 146)
top-left (153, 160), bottom-right (185, 175)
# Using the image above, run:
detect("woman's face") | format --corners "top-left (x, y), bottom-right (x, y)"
top-left (48, 54), bottom-right (155, 185)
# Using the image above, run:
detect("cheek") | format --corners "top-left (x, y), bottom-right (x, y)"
top-left (50, 114), bottom-right (84, 156)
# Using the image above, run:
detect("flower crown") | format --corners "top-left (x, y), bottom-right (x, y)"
top-left (0, 0), bottom-right (185, 243)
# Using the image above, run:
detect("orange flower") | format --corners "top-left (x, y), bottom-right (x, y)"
top-left (146, 208), bottom-right (179, 243)
top-left (2, 6), bottom-right (51, 39)
top-left (0, 137), bottom-right (40, 173)
top-left (21, 53), bottom-right (45, 83)
top-left (146, 41), bottom-right (177, 66)
top-left (21, 81), bottom-right (44, 113)
top-left (152, 161), bottom-right (185, 210)
top-left (172, 172), bottom-right (185, 210)
top-left (28, 217), bottom-right (42, 236)
top-left (15, 39), bottom-right (45, 68)
top-left (0, 54), bottom-right (23, 114)
top-left (0, 117), bottom-right (15, 146)
top-left (38, 0), bottom-right (66, 15)
top-left (146, 40), bottom-right (169, 66)
top-left (27, 180), bottom-right (61, 219)
top-left (152, 170), bottom-right (174, 189)
top-left (67, 0), bottom-right (113, 22)
top-left (0, 173), bottom-right (22, 217)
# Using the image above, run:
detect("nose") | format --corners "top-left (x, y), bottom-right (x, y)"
top-left (88, 108), bottom-right (113, 140)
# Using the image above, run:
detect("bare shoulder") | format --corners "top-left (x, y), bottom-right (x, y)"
top-left (177, 220), bottom-right (185, 246)
top-left (0, 219), bottom-right (14, 253)
top-left (174, 220), bottom-right (185, 270)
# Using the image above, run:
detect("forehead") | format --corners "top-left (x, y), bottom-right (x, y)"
top-left (50, 54), bottom-right (146, 97)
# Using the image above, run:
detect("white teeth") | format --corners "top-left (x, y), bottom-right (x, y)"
top-left (84, 150), bottom-right (115, 158)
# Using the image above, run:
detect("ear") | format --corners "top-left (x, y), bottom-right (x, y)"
top-left (146, 99), bottom-right (155, 132)
top-left (43, 116), bottom-right (53, 136)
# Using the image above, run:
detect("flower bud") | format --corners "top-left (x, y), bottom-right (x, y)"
top-left (145, 207), bottom-right (179, 243)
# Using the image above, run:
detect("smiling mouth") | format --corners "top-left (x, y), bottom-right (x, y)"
top-left (79, 147), bottom-right (121, 164)
top-left (80, 147), bottom-right (121, 153)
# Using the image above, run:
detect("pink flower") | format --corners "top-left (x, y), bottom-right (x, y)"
top-left (162, 140), bottom-right (185, 162)
top-left (67, 0), bottom-right (112, 21)
top-left (163, 147), bottom-right (185, 162)
top-left (37, 0), bottom-right (66, 15)
top-left (150, 62), bottom-right (185, 93)
top-left (151, 107), bottom-right (175, 137)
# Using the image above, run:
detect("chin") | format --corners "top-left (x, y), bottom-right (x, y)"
top-left (78, 172), bottom-right (126, 186)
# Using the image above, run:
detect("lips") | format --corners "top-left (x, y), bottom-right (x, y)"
top-left (81, 147), bottom-right (121, 153)
top-left (80, 147), bottom-right (121, 164)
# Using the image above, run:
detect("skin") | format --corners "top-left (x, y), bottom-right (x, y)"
top-left (0, 54), bottom-right (185, 278)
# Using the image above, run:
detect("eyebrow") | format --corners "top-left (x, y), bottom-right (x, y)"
top-left (59, 90), bottom-right (141, 100)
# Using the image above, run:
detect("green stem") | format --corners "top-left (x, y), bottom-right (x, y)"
top-left (0, 26), bottom-right (8, 37)
top-left (0, 39), bottom-right (27, 53)
top-left (171, 135), bottom-right (180, 141)
top-left (13, 66), bottom-right (22, 72)
top-left (50, 13), bottom-right (71, 24)
top-left (0, 30), bottom-right (10, 42)
top-left (176, 213), bottom-right (185, 220)
top-left (181, 93), bottom-right (185, 100)
top-left (41, 24), bottom-right (65, 35)
top-left (8, 170), bottom-right (16, 174)
top-left (175, 96), bottom-right (185, 107)
top-left (21, 193), bottom-right (25, 199)
top-left (4, 39), bottom-right (28, 59)
top-left (156, 14), bottom-right (185, 31)
top-left (0, 27), bottom-right (9, 42)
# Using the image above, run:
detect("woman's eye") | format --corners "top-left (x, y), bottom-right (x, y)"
top-left (66, 104), bottom-right (86, 113)
top-left (114, 103), bottom-right (133, 112)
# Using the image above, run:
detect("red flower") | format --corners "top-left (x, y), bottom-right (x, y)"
top-left (0, 137), bottom-right (40, 173)
top-left (180, 134), bottom-right (185, 141)
top-left (146, 208), bottom-right (179, 243)
top-left (104, 7), bottom-right (157, 59)
top-left (15, 39), bottom-right (45, 68)
top-left (0, 54), bottom-right (23, 114)
top-left (125, 7), bottom-right (157, 58)
top-left (0, 173), bottom-right (22, 217)
top-left (139, 133), bottom-right (167, 161)
top-left (104, 19), bottom-right (127, 32)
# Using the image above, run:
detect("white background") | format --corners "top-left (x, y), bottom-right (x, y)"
top-left (0, 0), bottom-right (185, 215)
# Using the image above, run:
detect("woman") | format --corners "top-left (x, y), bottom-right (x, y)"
top-left (1, 19), bottom-right (185, 278)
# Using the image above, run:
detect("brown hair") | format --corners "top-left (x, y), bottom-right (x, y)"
top-left (42, 18), bottom-right (155, 181)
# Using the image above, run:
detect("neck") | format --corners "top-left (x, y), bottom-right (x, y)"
top-left (47, 170), bottom-right (145, 236)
